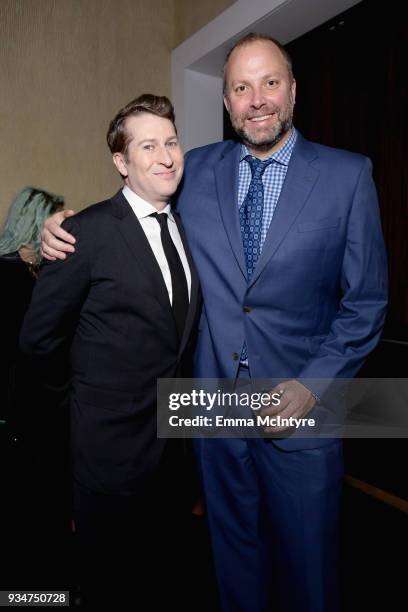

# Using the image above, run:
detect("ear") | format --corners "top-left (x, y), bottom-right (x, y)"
top-left (223, 94), bottom-right (231, 114)
top-left (291, 78), bottom-right (296, 104)
top-left (113, 153), bottom-right (128, 177)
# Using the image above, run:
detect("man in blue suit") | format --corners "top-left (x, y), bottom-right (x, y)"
top-left (41, 34), bottom-right (387, 612)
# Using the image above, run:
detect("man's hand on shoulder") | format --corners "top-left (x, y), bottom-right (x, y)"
top-left (41, 209), bottom-right (77, 260)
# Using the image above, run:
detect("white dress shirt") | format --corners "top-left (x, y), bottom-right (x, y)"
top-left (122, 186), bottom-right (191, 304)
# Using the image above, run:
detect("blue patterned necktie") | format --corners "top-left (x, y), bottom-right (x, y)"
top-left (240, 155), bottom-right (273, 278)
top-left (239, 155), bottom-right (272, 362)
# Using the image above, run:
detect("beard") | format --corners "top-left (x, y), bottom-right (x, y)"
top-left (229, 94), bottom-right (295, 153)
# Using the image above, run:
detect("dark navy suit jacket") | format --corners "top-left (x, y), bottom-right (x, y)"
top-left (20, 191), bottom-right (201, 494)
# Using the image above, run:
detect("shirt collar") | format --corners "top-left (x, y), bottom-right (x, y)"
top-left (122, 185), bottom-right (174, 222)
top-left (239, 127), bottom-right (297, 166)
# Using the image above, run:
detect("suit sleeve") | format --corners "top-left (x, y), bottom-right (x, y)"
top-left (299, 157), bottom-right (388, 397)
top-left (19, 216), bottom-right (90, 381)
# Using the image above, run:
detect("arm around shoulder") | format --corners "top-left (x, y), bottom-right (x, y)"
top-left (41, 209), bottom-right (77, 260)
top-left (20, 215), bottom-right (90, 358)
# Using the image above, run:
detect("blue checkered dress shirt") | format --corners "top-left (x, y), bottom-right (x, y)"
top-left (238, 128), bottom-right (297, 251)
top-left (238, 128), bottom-right (297, 365)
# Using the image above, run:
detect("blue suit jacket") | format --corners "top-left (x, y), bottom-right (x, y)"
top-left (176, 133), bottom-right (388, 447)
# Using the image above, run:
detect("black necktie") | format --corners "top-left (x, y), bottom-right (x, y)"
top-left (151, 212), bottom-right (189, 340)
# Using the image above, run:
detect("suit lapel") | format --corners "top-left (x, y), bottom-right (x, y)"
top-left (111, 190), bottom-right (199, 353)
top-left (173, 211), bottom-right (201, 359)
top-left (111, 191), bottom-right (175, 324)
top-left (214, 143), bottom-right (247, 279)
top-left (248, 135), bottom-right (320, 289)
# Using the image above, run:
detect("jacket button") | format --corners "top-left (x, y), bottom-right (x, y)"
top-left (243, 306), bottom-right (252, 313)
top-left (232, 352), bottom-right (239, 361)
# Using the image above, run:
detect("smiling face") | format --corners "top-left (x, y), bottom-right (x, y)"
top-left (112, 113), bottom-right (184, 210)
top-left (224, 40), bottom-right (296, 158)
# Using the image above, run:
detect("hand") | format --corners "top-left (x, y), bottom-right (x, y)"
top-left (260, 379), bottom-right (316, 433)
top-left (18, 245), bottom-right (38, 266)
top-left (41, 209), bottom-right (76, 260)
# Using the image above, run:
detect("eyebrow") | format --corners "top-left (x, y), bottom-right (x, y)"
top-left (136, 137), bottom-right (178, 145)
top-left (136, 138), bottom-right (158, 145)
top-left (231, 72), bottom-right (284, 84)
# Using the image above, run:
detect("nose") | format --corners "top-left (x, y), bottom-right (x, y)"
top-left (249, 86), bottom-right (267, 109)
top-left (157, 145), bottom-right (174, 166)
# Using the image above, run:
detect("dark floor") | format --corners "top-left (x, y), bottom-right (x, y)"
top-left (1, 413), bottom-right (406, 610)
top-left (340, 485), bottom-right (406, 611)
top-left (0, 476), bottom-right (406, 610)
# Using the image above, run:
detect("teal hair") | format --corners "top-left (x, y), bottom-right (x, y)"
top-left (0, 187), bottom-right (64, 262)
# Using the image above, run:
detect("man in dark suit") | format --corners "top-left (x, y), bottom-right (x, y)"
top-left (40, 35), bottom-right (388, 612)
top-left (20, 94), bottom-right (200, 609)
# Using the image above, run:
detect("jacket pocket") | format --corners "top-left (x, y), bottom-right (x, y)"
top-left (298, 217), bottom-right (341, 232)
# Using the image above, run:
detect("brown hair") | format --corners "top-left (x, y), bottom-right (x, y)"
top-left (223, 33), bottom-right (294, 92)
top-left (106, 94), bottom-right (176, 157)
